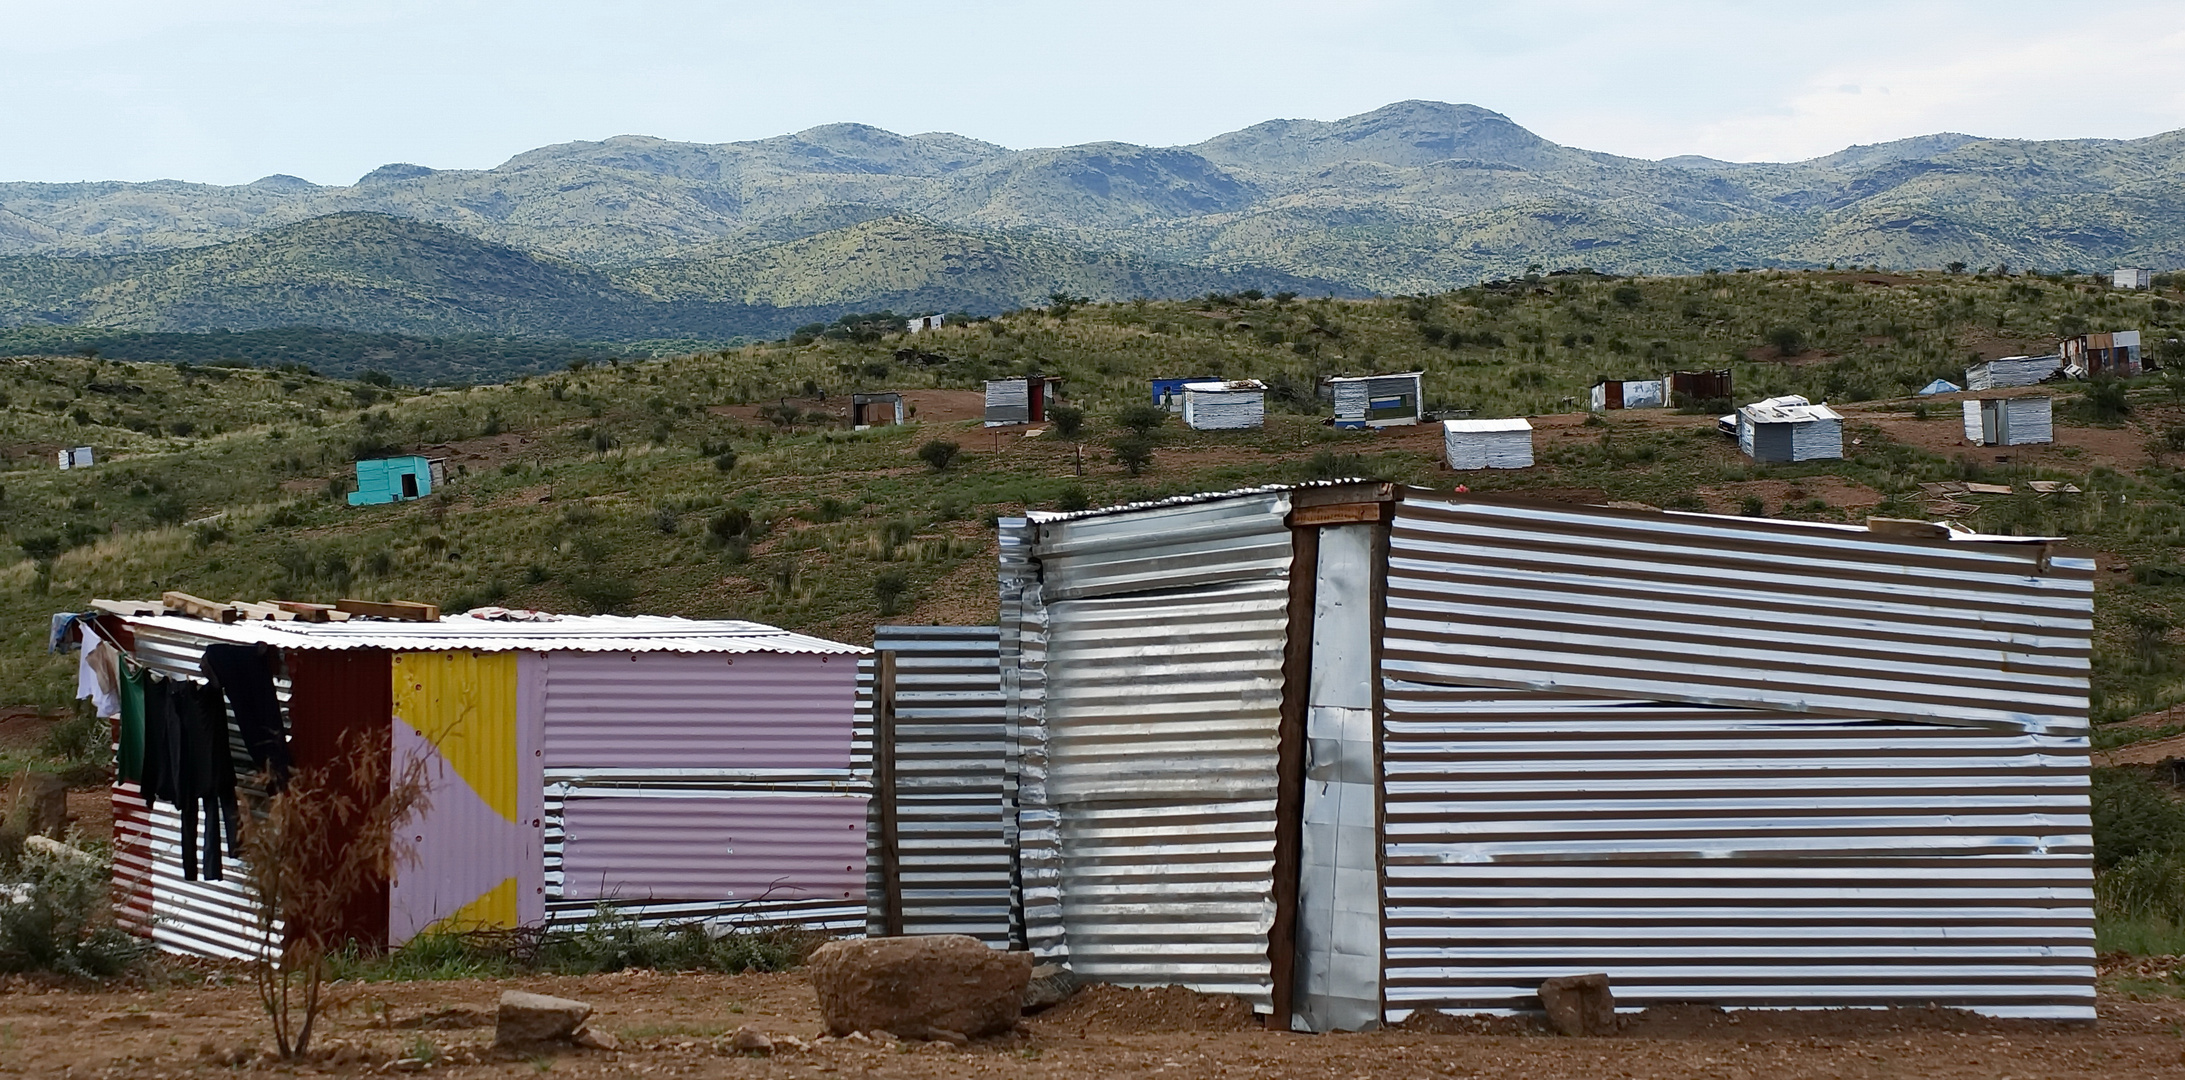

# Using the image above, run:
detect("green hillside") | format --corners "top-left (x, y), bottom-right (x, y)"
top-left (2, 269), bottom-right (2182, 745)
top-left (4, 101), bottom-right (2183, 291)
top-left (0, 213), bottom-right (1345, 344)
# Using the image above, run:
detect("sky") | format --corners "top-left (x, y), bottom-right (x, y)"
top-left (4, 0), bottom-right (2184, 186)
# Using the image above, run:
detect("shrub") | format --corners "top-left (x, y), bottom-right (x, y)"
top-left (1116, 404), bottom-right (1167, 435)
top-left (2092, 768), bottom-right (2185, 869)
top-left (567, 575), bottom-right (639, 614)
top-left (712, 450), bottom-right (738, 472)
top-left (1299, 450), bottom-right (1373, 482)
top-left (1611, 285), bottom-right (1643, 307)
top-left (2085, 379), bottom-right (2131, 423)
top-left (1055, 484), bottom-right (1091, 512)
top-left (1112, 434), bottom-right (1155, 476)
top-left (1048, 405), bottom-right (1085, 439)
top-left (917, 439), bottom-right (961, 471)
top-left (2097, 850), bottom-right (2185, 923)
top-left (874, 569), bottom-right (910, 616)
top-left (1766, 326), bottom-right (1807, 357)
top-left (0, 841), bottom-right (150, 978)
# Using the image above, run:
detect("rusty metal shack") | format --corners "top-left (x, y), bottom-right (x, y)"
top-left (862, 483), bottom-right (2096, 1030)
top-left (102, 611), bottom-right (867, 960)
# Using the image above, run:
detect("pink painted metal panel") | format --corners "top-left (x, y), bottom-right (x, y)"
top-left (516, 651), bottom-right (547, 927)
top-left (558, 794), bottom-right (867, 902)
top-left (389, 719), bottom-right (530, 944)
top-left (538, 652), bottom-right (855, 769)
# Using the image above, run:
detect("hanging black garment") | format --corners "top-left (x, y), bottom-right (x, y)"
top-left (139, 674), bottom-right (184, 811)
top-left (172, 681), bottom-right (240, 882)
top-left (200, 644), bottom-right (292, 788)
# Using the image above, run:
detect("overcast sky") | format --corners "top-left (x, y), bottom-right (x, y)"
top-left (5, 0), bottom-right (2183, 186)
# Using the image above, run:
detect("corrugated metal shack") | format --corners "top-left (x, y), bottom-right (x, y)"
top-left (1328, 373), bottom-right (1422, 429)
top-left (1737, 397), bottom-right (1843, 462)
top-left (851, 392), bottom-right (904, 428)
top-left (2059, 331), bottom-right (2142, 378)
top-left (868, 484), bottom-right (2094, 1029)
top-left (1667, 369), bottom-right (1732, 403)
top-left (349, 456), bottom-right (446, 506)
top-left (1182, 380), bottom-right (1268, 430)
top-left (1963, 396), bottom-right (2054, 447)
top-left (984, 376), bottom-right (1063, 426)
top-left (107, 612), bottom-right (867, 960)
top-left (1588, 378), bottom-right (1665, 411)
top-left (1440, 418), bottom-right (1533, 469)
top-left (1966, 355), bottom-right (2063, 391)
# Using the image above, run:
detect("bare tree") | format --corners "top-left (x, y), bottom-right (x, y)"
top-left (240, 730), bottom-right (432, 1059)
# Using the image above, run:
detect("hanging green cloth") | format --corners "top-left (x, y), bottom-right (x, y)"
top-left (118, 662), bottom-right (145, 783)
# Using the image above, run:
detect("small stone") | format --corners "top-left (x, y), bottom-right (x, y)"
top-left (495, 990), bottom-right (594, 1046)
top-left (925, 1028), bottom-right (968, 1046)
top-left (1538, 973), bottom-right (1615, 1037)
top-left (729, 1026), bottom-right (774, 1055)
top-left (776, 1036), bottom-right (810, 1052)
top-left (572, 1026), bottom-right (620, 1051)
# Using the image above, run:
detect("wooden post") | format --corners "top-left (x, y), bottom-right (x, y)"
top-left (873, 649), bottom-right (904, 937)
top-left (1266, 524), bottom-right (1317, 1032)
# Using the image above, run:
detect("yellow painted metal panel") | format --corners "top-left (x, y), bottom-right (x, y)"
top-left (423, 877), bottom-right (518, 936)
top-left (392, 651), bottom-right (520, 823)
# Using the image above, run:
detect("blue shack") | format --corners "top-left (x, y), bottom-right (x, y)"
top-left (1151, 376), bottom-right (1218, 412)
top-left (348, 456), bottom-right (446, 506)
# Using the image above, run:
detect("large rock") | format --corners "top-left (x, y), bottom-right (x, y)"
top-left (807, 935), bottom-right (1033, 1040)
top-left (1538, 974), bottom-right (1615, 1036)
top-left (495, 991), bottom-right (593, 1046)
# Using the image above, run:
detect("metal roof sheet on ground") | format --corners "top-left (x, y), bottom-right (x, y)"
top-left (115, 614), bottom-right (866, 655)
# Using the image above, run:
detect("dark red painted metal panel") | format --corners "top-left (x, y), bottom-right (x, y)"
top-left (283, 648), bottom-right (393, 951)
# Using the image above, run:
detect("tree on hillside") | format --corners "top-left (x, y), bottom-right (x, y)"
top-left (1767, 326), bottom-right (1806, 357)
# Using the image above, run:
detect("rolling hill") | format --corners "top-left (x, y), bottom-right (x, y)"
top-left (2, 100), bottom-right (2181, 286)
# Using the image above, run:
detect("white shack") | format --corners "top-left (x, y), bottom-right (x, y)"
top-left (1441, 418), bottom-right (1534, 469)
top-left (1738, 397), bottom-right (1843, 462)
top-left (58, 446), bottom-right (94, 469)
top-left (1329, 373), bottom-right (1422, 429)
top-left (2113, 269), bottom-right (2151, 290)
top-left (1966, 355), bottom-right (2062, 391)
top-left (1181, 380), bottom-right (1267, 430)
top-left (1588, 378), bottom-right (1665, 411)
top-left (1963, 396), bottom-right (2053, 447)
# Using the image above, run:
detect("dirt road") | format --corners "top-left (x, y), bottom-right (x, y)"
top-left (5, 966), bottom-right (2183, 1079)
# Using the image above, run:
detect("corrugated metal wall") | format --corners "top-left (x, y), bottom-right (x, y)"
top-left (985, 378), bottom-right (1030, 425)
top-left (559, 792), bottom-right (865, 901)
top-left (284, 648), bottom-right (395, 949)
top-left (868, 626), bottom-right (1013, 945)
top-left (1015, 492), bottom-right (1294, 1010)
top-left (538, 651), bottom-right (867, 933)
top-left (1183, 389), bottom-right (1265, 430)
top-left (1383, 496), bottom-right (2095, 735)
top-left (114, 624), bottom-right (283, 960)
top-left (389, 650), bottom-right (536, 943)
top-left (536, 651), bottom-right (854, 769)
top-left (1378, 682), bottom-right (2094, 1020)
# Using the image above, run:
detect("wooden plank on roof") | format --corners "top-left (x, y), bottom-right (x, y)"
top-left (91, 599), bottom-right (166, 617)
top-left (161, 591), bottom-right (239, 623)
top-left (272, 601), bottom-right (337, 622)
top-left (1291, 501), bottom-right (1393, 527)
top-left (227, 601), bottom-right (294, 621)
top-left (335, 599), bottom-right (440, 622)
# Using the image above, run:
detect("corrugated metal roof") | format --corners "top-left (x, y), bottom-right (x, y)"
top-left (1441, 418), bottom-right (1532, 433)
top-left (117, 613), bottom-right (866, 655)
top-left (1740, 400), bottom-right (1844, 424)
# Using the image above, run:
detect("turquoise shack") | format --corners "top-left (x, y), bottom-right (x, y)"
top-left (349, 456), bottom-right (446, 506)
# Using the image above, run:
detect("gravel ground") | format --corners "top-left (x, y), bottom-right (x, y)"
top-left (3, 964), bottom-right (2183, 1079)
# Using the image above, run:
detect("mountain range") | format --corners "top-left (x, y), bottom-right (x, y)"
top-left (2, 100), bottom-right (2182, 344)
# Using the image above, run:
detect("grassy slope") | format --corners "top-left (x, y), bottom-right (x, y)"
top-left (3, 269), bottom-right (2182, 734)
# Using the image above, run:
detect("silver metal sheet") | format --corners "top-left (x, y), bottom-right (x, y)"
top-left (1376, 682), bottom-right (2094, 1021)
top-left (1293, 523), bottom-right (1384, 1033)
top-left (1384, 496), bottom-right (2094, 735)
top-left (1024, 528), bottom-right (1293, 1012)
top-left (1029, 490), bottom-right (1292, 600)
top-left (867, 625), bottom-right (1014, 946)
